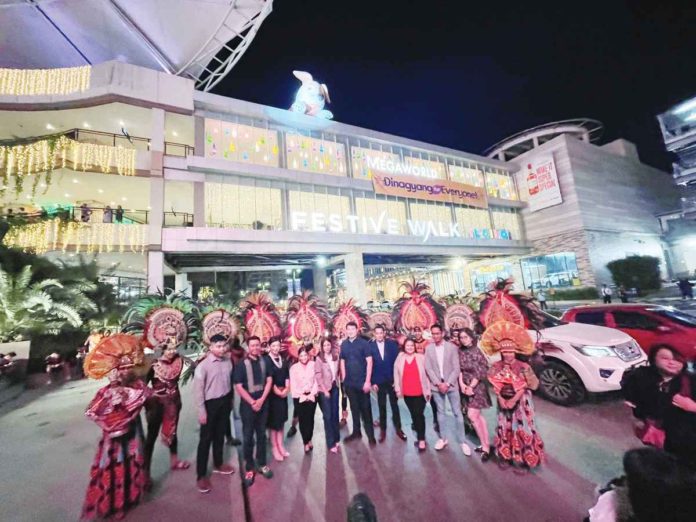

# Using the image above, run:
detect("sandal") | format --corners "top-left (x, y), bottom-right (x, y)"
top-left (258, 466), bottom-right (274, 479)
top-left (171, 460), bottom-right (190, 471)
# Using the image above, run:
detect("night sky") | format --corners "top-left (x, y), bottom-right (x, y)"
top-left (214, 0), bottom-right (696, 170)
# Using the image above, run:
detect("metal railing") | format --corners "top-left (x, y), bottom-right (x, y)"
top-left (163, 211), bottom-right (194, 227)
top-left (3, 206), bottom-right (150, 225)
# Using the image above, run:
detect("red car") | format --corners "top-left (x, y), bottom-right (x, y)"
top-left (561, 304), bottom-right (696, 360)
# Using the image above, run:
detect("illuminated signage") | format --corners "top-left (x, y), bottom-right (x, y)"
top-left (366, 156), bottom-right (440, 178)
top-left (290, 211), bottom-right (511, 243)
top-left (351, 147), bottom-right (447, 180)
top-left (371, 172), bottom-right (488, 208)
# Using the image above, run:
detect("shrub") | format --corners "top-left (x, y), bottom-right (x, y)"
top-left (607, 255), bottom-right (661, 292)
top-left (549, 287), bottom-right (600, 300)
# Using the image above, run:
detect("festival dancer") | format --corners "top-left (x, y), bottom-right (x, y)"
top-left (266, 336), bottom-right (291, 461)
top-left (143, 338), bottom-right (189, 489)
top-left (81, 334), bottom-right (150, 520)
top-left (234, 336), bottom-right (274, 487)
top-left (482, 321), bottom-right (545, 472)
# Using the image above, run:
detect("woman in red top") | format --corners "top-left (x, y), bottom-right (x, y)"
top-left (394, 338), bottom-right (432, 451)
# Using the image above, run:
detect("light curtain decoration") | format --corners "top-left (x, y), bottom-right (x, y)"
top-left (0, 136), bottom-right (136, 197)
top-left (3, 219), bottom-right (147, 255)
top-left (0, 66), bottom-right (91, 96)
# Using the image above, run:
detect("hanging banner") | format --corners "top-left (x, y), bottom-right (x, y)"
top-left (524, 155), bottom-right (563, 212)
top-left (371, 171), bottom-right (488, 208)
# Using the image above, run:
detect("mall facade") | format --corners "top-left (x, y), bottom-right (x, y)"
top-left (0, 62), bottom-right (680, 304)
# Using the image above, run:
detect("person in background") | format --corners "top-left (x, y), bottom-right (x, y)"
top-left (194, 334), bottom-right (235, 494)
top-left (370, 324), bottom-right (406, 443)
top-left (537, 289), bottom-right (548, 310)
top-left (80, 203), bottom-right (92, 223)
top-left (234, 336), bottom-right (273, 487)
top-left (103, 205), bottom-right (113, 224)
top-left (449, 328), bottom-right (461, 348)
top-left (678, 278), bottom-right (694, 300)
top-left (424, 324), bottom-right (468, 455)
top-left (115, 205), bottom-right (124, 223)
top-left (315, 337), bottom-right (341, 453)
top-left (412, 326), bottom-right (428, 354)
top-left (586, 447), bottom-right (696, 522)
top-left (601, 283), bottom-right (613, 304)
top-left (619, 285), bottom-right (629, 303)
top-left (266, 336), bottom-right (290, 462)
top-left (621, 346), bottom-right (686, 450)
top-left (664, 359), bottom-right (696, 470)
top-left (457, 328), bottom-right (492, 462)
top-left (394, 337), bottom-right (431, 451)
top-left (290, 344), bottom-right (319, 453)
top-left (341, 321), bottom-right (377, 445)
top-left (45, 352), bottom-right (65, 384)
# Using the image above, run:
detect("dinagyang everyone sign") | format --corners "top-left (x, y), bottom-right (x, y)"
top-left (371, 171), bottom-right (488, 209)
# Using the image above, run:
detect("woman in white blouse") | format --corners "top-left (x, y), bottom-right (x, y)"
top-left (290, 345), bottom-right (319, 453)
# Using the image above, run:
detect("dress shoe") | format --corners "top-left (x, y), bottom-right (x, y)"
top-left (287, 425), bottom-right (298, 437)
top-left (368, 437), bottom-right (377, 446)
top-left (196, 477), bottom-right (212, 494)
top-left (226, 437), bottom-right (241, 446)
top-left (396, 429), bottom-right (407, 441)
top-left (344, 432), bottom-right (362, 443)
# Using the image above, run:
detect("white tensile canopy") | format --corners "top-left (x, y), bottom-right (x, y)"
top-left (0, 0), bottom-right (273, 91)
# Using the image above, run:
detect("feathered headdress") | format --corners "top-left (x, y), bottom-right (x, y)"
top-left (83, 333), bottom-right (144, 379)
top-left (391, 277), bottom-right (445, 334)
top-left (480, 321), bottom-right (535, 357)
top-left (285, 290), bottom-right (329, 350)
top-left (239, 292), bottom-right (283, 343)
top-left (332, 299), bottom-right (369, 337)
top-left (478, 277), bottom-right (545, 331)
top-left (367, 311), bottom-right (394, 333)
top-left (201, 305), bottom-right (241, 346)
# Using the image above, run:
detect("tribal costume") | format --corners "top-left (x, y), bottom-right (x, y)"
top-left (81, 334), bottom-right (150, 520)
top-left (481, 321), bottom-right (545, 470)
top-left (144, 353), bottom-right (186, 477)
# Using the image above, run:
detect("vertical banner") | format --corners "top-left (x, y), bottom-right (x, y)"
top-left (524, 155), bottom-right (563, 212)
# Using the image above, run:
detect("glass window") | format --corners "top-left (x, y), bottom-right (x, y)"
top-left (204, 119), bottom-right (279, 166)
top-left (612, 312), bottom-right (660, 330)
top-left (491, 208), bottom-right (521, 240)
top-left (285, 133), bottom-right (347, 176)
top-left (470, 263), bottom-right (514, 294)
top-left (520, 252), bottom-right (580, 290)
top-left (485, 170), bottom-right (518, 200)
top-left (288, 186), bottom-right (351, 231)
top-left (354, 195), bottom-right (408, 235)
top-left (575, 312), bottom-right (607, 326)
top-left (350, 145), bottom-right (446, 180)
top-left (454, 206), bottom-right (492, 237)
top-left (449, 165), bottom-right (484, 186)
top-left (409, 201), bottom-right (452, 225)
top-left (652, 308), bottom-right (696, 327)
top-left (205, 179), bottom-right (282, 229)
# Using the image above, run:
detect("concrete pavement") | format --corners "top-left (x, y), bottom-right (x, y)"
top-left (0, 376), bottom-right (639, 522)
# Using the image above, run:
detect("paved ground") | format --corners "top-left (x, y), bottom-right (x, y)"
top-left (0, 375), bottom-right (638, 522)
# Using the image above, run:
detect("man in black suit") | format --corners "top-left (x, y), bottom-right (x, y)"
top-left (370, 324), bottom-right (406, 442)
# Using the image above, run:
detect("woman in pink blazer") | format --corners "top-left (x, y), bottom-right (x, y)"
top-left (315, 337), bottom-right (341, 453)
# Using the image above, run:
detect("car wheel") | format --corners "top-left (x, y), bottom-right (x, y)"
top-left (538, 361), bottom-right (586, 406)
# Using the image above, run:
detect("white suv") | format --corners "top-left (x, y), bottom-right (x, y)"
top-left (528, 312), bottom-right (646, 405)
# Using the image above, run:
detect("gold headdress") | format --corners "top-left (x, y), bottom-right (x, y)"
top-left (480, 321), bottom-right (535, 357)
top-left (83, 333), bottom-right (144, 379)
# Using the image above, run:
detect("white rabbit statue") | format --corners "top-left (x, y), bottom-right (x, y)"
top-left (289, 70), bottom-right (333, 119)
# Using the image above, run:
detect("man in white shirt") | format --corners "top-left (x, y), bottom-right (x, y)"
top-left (424, 324), bottom-right (470, 456)
top-left (602, 284), bottom-right (613, 304)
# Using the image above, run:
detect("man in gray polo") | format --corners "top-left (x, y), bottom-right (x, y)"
top-left (194, 334), bottom-right (235, 493)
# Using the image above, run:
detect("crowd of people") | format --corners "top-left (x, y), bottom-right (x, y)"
top-left (77, 317), bottom-right (548, 519)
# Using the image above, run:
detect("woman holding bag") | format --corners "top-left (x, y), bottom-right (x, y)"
top-left (621, 346), bottom-right (686, 449)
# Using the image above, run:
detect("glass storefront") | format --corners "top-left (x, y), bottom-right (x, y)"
top-left (520, 252), bottom-right (580, 290)
top-left (205, 177), bottom-right (283, 229)
top-left (485, 170), bottom-right (518, 200)
top-left (204, 119), bottom-right (279, 166)
top-left (285, 133), bottom-right (347, 176)
top-left (470, 262), bottom-right (514, 294)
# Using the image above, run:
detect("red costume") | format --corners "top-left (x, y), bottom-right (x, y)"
top-left (81, 334), bottom-right (150, 520)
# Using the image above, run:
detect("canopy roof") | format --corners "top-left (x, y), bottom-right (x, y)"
top-left (0, 0), bottom-right (273, 91)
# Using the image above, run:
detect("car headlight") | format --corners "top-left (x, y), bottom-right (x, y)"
top-left (572, 344), bottom-right (617, 357)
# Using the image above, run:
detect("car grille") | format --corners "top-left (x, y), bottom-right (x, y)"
top-left (614, 341), bottom-right (642, 362)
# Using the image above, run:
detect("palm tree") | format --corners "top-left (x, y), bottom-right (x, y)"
top-left (0, 265), bottom-right (97, 342)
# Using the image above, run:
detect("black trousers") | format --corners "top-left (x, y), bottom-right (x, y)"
top-left (340, 383), bottom-right (348, 412)
top-left (404, 395), bottom-right (427, 441)
top-left (296, 400), bottom-right (317, 444)
top-left (144, 399), bottom-right (179, 475)
top-left (376, 381), bottom-right (402, 431)
top-left (196, 394), bottom-right (230, 479)
top-left (240, 400), bottom-right (269, 471)
top-left (345, 386), bottom-right (375, 438)
top-left (431, 396), bottom-right (439, 431)
top-left (539, 300), bottom-right (548, 310)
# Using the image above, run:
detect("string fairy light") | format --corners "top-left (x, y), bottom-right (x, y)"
top-left (3, 219), bottom-right (147, 255)
top-left (0, 66), bottom-right (91, 96)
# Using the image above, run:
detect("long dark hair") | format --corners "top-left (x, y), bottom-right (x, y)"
top-left (317, 336), bottom-right (338, 362)
top-left (458, 327), bottom-right (478, 348)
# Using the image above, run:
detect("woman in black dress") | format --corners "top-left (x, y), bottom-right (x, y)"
top-left (266, 336), bottom-right (290, 461)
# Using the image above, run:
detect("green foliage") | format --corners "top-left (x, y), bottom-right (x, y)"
top-left (606, 255), bottom-right (661, 292)
top-left (549, 287), bottom-right (600, 300)
top-left (0, 264), bottom-right (97, 342)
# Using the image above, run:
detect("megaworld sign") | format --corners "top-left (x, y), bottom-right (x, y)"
top-left (290, 211), bottom-right (512, 243)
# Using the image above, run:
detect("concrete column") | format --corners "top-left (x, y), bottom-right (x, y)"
top-left (344, 251), bottom-right (367, 305)
top-left (149, 108), bottom-right (165, 246)
top-left (193, 181), bottom-right (205, 227)
top-left (147, 251), bottom-right (164, 293)
top-left (175, 272), bottom-right (192, 297)
top-left (194, 116), bottom-right (205, 157)
top-left (312, 267), bottom-right (328, 302)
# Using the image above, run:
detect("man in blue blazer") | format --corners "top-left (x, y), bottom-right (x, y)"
top-left (370, 324), bottom-right (407, 442)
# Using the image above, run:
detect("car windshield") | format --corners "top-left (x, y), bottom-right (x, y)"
top-left (652, 308), bottom-right (696, 327)
top-left (537, 311), bottom-right (565, 329)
